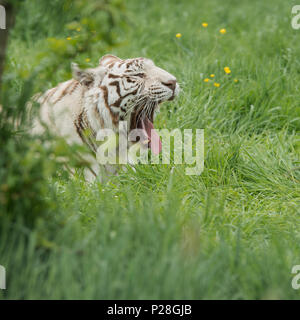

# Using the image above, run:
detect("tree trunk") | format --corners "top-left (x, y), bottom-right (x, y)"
top-left (0, 0), bottom-right (15, 88)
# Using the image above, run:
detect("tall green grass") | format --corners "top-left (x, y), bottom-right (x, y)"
top-left (0, 0), bottom-right (299, 299)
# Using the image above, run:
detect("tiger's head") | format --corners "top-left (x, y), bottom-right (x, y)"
top-left (72, 55), bottom-right (180, 153)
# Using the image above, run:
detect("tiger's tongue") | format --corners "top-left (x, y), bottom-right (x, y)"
top-left (141, 117), bottom-right (162, 155)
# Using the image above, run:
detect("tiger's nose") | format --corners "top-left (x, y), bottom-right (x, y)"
top-left (163, 79), bottom-right (177, 91)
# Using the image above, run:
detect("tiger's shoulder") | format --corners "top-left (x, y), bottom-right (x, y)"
top-left (31, 79), bottom-right (86, 140)
top-left (39, 79), bottom-right (81, 105)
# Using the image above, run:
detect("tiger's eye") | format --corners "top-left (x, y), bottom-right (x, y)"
top-left (136, 73), bottom-right (145, 78)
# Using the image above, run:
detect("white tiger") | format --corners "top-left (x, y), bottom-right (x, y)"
top-left (32, 54), bottom-right (180, 181)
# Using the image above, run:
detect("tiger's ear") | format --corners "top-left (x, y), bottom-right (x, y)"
top-left (99, 54), bottom-right (122, 67)
top-left (71, 63), bottom-right (94, 86)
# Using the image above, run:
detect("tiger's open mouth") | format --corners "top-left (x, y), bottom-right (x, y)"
top-left (129, 105), bottom-right (162, 155)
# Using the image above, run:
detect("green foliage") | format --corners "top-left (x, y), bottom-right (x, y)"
top-left (0, 0), bottom-right (300, 299)
top-left (0, 73), bottom-right (52, 226)
top-left (8, 0), bottom-right (127, 90)
top-left (0, 0), bottom-right (127, 226)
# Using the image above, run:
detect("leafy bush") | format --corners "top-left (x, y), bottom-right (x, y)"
top-left (0, 0), bottom-right (128, 226)
top-left (9, 0), bottom-right (127, 90)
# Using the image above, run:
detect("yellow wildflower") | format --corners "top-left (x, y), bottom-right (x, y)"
top-left (85, 58), bottom-right (91, 63)
top-left (176, 33), bottom-right (182, 38)
top-left (234, 79), bottom-right (238, 83)
top-left (224, 67), bottom-right (231, 74)
top-left (204, 78), bottom-right (210, 82)
top-left (66, 37), bottom-right (72, 40)
top-left (220, 28), bottom-right (226, 34)
top-left (210, 74), bottom-right (215, 78)
top-left (76, 28), bottom-right (81, 32)
top-left (214, 82), bottom-right (220, 87)
top-left (202, 22), bottom-right (208, 28)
